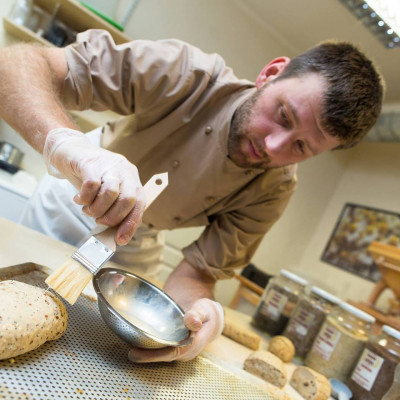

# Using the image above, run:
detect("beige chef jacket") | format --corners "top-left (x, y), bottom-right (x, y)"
top-left (62, 29), bottom-right (297, 279)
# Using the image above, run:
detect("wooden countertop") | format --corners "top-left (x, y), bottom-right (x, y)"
top-left (0, 217), bottom-right (325, 399)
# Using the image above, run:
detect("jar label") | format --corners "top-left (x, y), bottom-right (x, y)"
top-left (311, 323), bottom-right (341, 361)
top-left (260, 289), bottom-right (288, 321)
top-left (291, 307), bottom-right (315, 336)
top-left (350, 348), bottom-right (384, 391)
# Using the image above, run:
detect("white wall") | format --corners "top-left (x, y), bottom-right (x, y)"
top-left (299, 142), bottom-right (400, 302)
top-left (124, 0), bottom-right (297, 81)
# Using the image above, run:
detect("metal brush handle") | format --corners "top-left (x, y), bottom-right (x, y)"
top-left (94, 172), bottom-right (169, 251)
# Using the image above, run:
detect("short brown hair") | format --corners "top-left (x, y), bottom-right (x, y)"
top-left (276, 41), bottom-right (385, 149)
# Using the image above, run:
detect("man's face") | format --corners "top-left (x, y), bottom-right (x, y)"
top-left (228, 73), bottom-right (342, 169)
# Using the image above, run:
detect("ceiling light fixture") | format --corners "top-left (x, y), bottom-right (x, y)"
top-left (338, 0), bottom-right (400, 48)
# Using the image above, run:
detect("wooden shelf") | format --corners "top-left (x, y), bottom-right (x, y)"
top-left (3, 16), bottom-right (52, 46)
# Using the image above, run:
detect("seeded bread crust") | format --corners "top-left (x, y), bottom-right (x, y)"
top-left (290, 366), bottom-right (331, 400)
top-left (0, 280), bottom-right (68, 360)
top-left (243, 350), bottom-right (287, 388)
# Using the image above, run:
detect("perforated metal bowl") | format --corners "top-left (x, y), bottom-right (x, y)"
top-left (93, 268), bottom-right (193, 349)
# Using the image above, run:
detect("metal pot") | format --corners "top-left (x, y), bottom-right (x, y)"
top-left (0, 141), bottom-right (24, 173)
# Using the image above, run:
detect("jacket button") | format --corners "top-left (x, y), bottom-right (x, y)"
top-left (173, 217), bottom-right (181, 224)
top-left (207, 196), bottom-right (216, 203)
top-left (172, 160), bottom-right (180, 168)
top-left (245, 170), bottom-right (254, 176)
top-left (205, 126), bottom-right (213, 135)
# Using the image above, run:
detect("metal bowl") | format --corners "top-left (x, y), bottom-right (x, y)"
top-left (93, 268), bottom-right (193, 349)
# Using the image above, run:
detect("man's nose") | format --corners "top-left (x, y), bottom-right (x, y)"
top-left (264, 131), bottom-right (291, 154)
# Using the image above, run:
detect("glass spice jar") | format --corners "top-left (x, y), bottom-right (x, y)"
top-left (305, 302), bottom-right (375, 382)
top-left (347, 325), bottom-right (400, 400)
top-left (283, 286), bottom-right (341, 358)
top-left (252, 269), bottom-right (308, 335)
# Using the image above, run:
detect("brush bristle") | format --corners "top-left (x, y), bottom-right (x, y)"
top-left (45, 258), bottom-right (93, 305)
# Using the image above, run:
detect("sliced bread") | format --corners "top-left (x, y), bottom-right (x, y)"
top-left (243, 350), bottom-right (287, 388)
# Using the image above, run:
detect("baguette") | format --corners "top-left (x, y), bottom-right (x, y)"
top-left (223, 318), bottom-right (261, 350)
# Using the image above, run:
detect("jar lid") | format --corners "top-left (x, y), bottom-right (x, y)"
top-left (339, 302), bottom-right (376, 323)
top-left (311, 286), bottom-right (341, 304)
top-left (280, 269), bottom-right (308, 286)
top-left (382, 325), bottom-right (400, 341)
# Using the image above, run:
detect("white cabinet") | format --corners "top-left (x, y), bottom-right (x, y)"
top-left (0, 182), bottom-right (29, 223)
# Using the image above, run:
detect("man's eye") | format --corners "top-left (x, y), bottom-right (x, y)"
top-left (280, 107), bottom-right (289, 126)
top-left (296, 140), bottom-right (305, 154)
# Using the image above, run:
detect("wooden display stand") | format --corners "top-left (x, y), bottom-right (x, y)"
top-left (350, 241), bottom-right (400, 333)
top-left (229, 274), bottom-right (263, 310)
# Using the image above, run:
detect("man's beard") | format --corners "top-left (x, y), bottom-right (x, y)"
top-left (227, 88), bottom-right (271, 169)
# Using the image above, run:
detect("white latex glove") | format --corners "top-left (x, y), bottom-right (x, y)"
top-left (43, 128), bottom-right (145, 245)
top-left (128, 298), bottom-right (225, 363)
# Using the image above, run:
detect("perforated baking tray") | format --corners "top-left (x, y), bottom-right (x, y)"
top-left (0, 263), bottom-right (275, 400)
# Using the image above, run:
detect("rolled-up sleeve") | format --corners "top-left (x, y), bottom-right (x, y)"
top-left (182, 172), bottom-right (297, 280)
top-left (62, 29), bottom-right (215, 117)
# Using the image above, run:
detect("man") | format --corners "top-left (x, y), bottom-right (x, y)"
top-left (0, 29), bottom-right (384, 363)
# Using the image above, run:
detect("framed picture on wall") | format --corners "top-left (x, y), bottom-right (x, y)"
top-left (321, 203), bottom-right (400, 282)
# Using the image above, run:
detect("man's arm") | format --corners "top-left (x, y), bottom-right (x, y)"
top-left (128, 259), bottom-right (225, 363)
top-left (0, 44), bottom-right (144, 245)
top-left (0, 45), bottom-right (72, 153)
top-left (164, 258), bottom-right (216, 309)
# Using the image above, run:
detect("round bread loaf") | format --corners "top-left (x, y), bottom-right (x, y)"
top-left (268, 335), bottom-right (296, 363)
top-left (0, 280), bottom-right (68, 360)
top-left (290, 366), bottom-right (331, 400)
top-left (243, 350), bottom-right (287, 388)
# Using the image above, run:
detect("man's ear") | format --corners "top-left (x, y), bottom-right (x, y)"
top-left (255, 57), bottom-right (291, 88)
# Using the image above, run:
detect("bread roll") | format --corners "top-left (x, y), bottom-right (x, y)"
top-left (223, 317), bottom-right (261, 350)
top-left (289, 366), bottom-right (331, 400)
top-left (243, 350), bottom-right (287, 388)
top-left (268, 335), bottom-right (295, 363)
top-left (0, 280), bottom-right (68, 360)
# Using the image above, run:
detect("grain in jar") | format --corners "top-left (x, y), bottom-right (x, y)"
top-left (305, 302), bottom-right (375, 382)
top-left (252, 270), bottom-right (307, 335)
top-left (347, 325), bottom-right (400, 400)
top-left (283, 286), bottom-right (341, 358)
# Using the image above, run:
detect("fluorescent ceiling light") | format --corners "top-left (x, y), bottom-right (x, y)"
top-left (366, 0), bottom-right (400, 35)
top-left (339, 0), bottom-right (400, 48)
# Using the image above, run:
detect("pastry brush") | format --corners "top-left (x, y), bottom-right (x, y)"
top-left (45, 172), bottom-right (168, 305)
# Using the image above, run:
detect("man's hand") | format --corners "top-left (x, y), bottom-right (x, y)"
top-left (43, 128), bottom-right (145, 245)
top-left (128, 298), bottom-right (224, 363)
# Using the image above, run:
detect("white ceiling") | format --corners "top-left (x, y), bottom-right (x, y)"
top-left (239, 0), bottom-right (400, 109)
